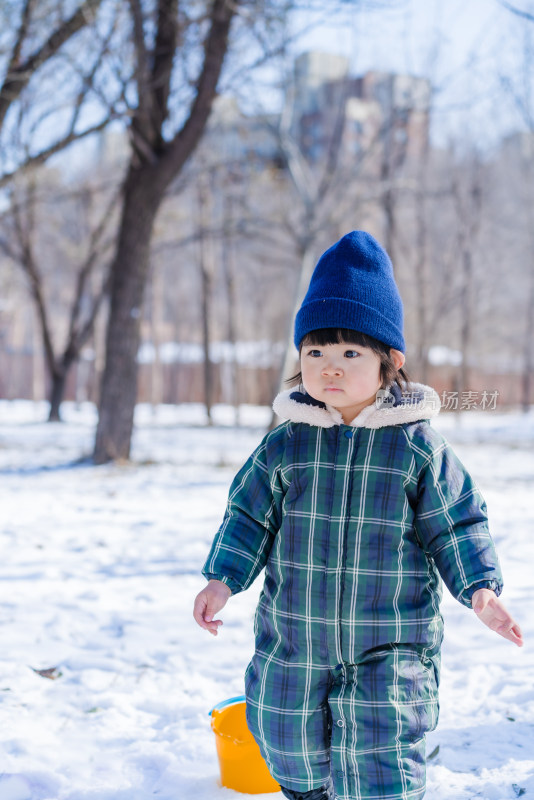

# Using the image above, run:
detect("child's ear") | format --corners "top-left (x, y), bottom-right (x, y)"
top-left (390, 349), bottom-right (405, 371)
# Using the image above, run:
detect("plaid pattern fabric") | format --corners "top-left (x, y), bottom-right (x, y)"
top-left (245, 648), bottom-right (437, 800)
top-left (202, 419), bottom-right (502, 799)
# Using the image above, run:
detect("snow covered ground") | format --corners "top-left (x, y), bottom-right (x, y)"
top-left (0, 400), bottom-right (533, 800)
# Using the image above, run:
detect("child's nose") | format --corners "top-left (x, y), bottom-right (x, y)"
top-left (322, 360), bottom-right (343, 375)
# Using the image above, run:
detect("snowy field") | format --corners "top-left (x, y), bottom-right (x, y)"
top-left (0, 400), bottom-right (533, 800)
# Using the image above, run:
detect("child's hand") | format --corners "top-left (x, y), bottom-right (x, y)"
top-left (193, 579), bottom-right (232, 636)
top-left (472, 588), bottom-right (523, 647)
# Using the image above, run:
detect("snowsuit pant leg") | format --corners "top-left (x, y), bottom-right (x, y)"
top-left (329, 649), bottom-right (440, 800)
top-left (246, 646), bottom-right (439, 800)
top-left (245, 654), bottom-right (333, 792)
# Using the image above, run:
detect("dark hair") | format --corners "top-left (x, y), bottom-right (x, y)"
top-left (287, 328), bottom-right (411, 390)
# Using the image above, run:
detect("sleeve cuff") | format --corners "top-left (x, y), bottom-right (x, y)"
top-left (202, 573), bottom-right (243, 595)
top-left (461, 579), bottom-right (503, 608)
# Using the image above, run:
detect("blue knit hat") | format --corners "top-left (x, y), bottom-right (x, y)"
top-left (294, 231), bottom-right (405, 352)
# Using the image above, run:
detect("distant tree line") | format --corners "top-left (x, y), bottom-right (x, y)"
top-left (1, 0), bottom-right (534, 462)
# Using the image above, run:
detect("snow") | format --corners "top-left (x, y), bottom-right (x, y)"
top-left (427, 346), bottom-right (462, 367)
top-left (0, 399), bottom-right (533, 800)
top-left (136, 340), bottom-right (286, 367)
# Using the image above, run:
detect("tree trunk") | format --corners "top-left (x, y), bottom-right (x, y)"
top-left (221, 209), bottom-right (240, 425)
top-left (522, 265), bottom-right (534, 412)
top-left (383, 185), bottom-right (395, 260)
top-left (150, 262), bottom-right (163, 411)
top-left (91, 0), bottom-right (235, 461)
top-left (269, 241), bottom-right (317, 429)
top-left (278, 243), bottom-right (317, 386)
top-left (200, 251), bottom-right (214, 425)
top-left (48, 370), bottom-right (68, 421)
top-left (458, 245), bottom-right (473, 402)
top-left (414, 239), bottom-right (429, 385)
top-left (93, 165), bottom-right (163, 463)
top-left (198, 177), bottom-right (214, 424)
top-left (522, 154), bottom-right (534, 412)
top-left (453, 165), bottom-right (481, 413)
top-left (47, 348), bottom-right (79, 421)
top-left (32, 320), bottom-right (45, 403)
top-left (413, 124), bottom-right (430, 384)
top-left (413, 187), bottom-right (429, 383)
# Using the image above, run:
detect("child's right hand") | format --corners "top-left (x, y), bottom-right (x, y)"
top-left (472, 588), bottom-right (524, 647)
top-left (193, 579), bottom-right (232, 636)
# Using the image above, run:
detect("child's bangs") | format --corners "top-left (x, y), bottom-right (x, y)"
top-left (300, 328), bottom-right (383, 350)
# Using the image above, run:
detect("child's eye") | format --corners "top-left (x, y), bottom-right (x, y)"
top-left (307, 349), bottom-right (322, 358)
top-left (344, 350), bottom-right (360, 358)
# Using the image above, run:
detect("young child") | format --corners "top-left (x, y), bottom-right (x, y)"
top-left (193, 231), bottom-right (523, 800)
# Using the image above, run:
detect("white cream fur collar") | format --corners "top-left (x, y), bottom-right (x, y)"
top-left (272, 382), bottom-right (441, 429)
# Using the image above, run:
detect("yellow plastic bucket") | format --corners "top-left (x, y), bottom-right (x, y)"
top-left (210, 695), bottom-right (280, 794)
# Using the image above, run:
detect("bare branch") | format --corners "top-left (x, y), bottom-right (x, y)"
top-left (315, 83), bottom-right (351, 200)
top-left (11, 184), bottom-right (56, 375)
top-left (0, 232), bottom-right (20, 262)
top-left (71, 271), bottom-right (111, 355)
top-left (277, 133), bottom-right (317, 211)
top-left (314, 90), bottom-right (388, 207)
top-left (499, 1), bottom-right (534, 22)
top-left (499, 73), bottom-right (534, 131)
top-left (128, 0), bottom-right (154, 148)
top-left (0, 117), bottom-right (115, 189)
top-left (59, 15), bottom-right (122, 137)
top-left (68, 187), bottom-right (120, 348)
top-left (151, 0), bottom-right (179, 138)
top-left (274, 86), bottom-right (317, 210)
top-left (6, 0), bottom-right (34, 76)
top-left (0, 0), bottom-right (102, 130)
top-left (160, 0), bottom-right (236, 181)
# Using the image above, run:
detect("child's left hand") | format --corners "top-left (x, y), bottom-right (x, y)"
top-left (472, 588), bottom-right (524, 647)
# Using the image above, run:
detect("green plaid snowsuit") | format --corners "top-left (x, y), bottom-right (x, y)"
top-left (202, 386), bottom-right (503, 800)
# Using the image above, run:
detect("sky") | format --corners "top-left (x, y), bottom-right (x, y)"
top-left (284, 0), bottom-right (533, 148)
top-left (14, 0), bottom-right (534, 181)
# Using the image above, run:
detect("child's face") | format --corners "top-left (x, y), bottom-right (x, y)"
top-left (300, 341), bottom-right (383, 424)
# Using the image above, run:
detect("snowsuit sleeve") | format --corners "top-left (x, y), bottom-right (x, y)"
top-left (202, 424), bottom-right (288, 595)
top-left (408, 424), bottom-right (503, 608)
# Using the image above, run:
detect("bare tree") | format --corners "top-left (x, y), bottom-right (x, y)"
top-left (197, 169), bottom-right (217, 424)
top-left (451, 153), bottom-right (483, 401)
top-left (267, 64), bottom-right (377, 400)
top-left (220, 176), bottom-right (241, 424)
top-left (0, 175), bottom-right (116, 420)
top-left (499, 11), bottom-right (534, 409)
top-left (94, 0), bottom-right (359, 460)
top-left (259, 62), bottom-right (430, 419)
top-left (0, 0), bottom-right (127, 419)
top-left (93, 0), bottom-right (239, 462)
